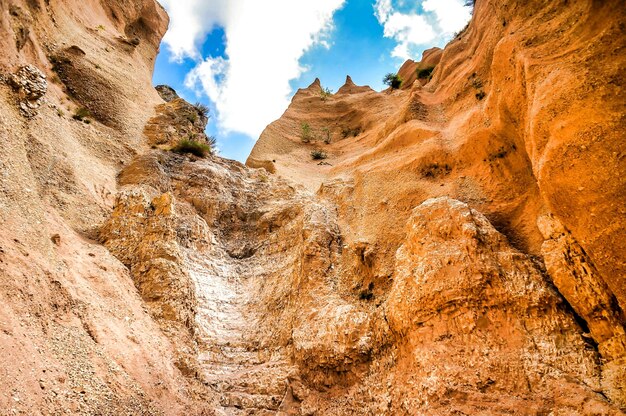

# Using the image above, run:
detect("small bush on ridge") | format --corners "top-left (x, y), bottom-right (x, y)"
top-left (383, 73), bottom-right (402, 89)
top-left (320, 87), bottom-right (333, 101)
top-left (194, 102), bottom-right (209, 118)
top-left (300, 122), bottom-right (313, 143)
top-left (172, 139), bottom-right (211, 158)
top-left (417, 66), bottom-right (435, 79)
top-left (72, 107), bottom-right (91, 122)
top-left (311, 150), bottom-right (327, 160)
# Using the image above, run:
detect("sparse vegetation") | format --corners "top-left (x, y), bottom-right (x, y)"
top-left (194, 102), bottom-right (209, 118)
top-left (172, 139), bottom-right (212, 158)
top-left (486, 144), bottom-right (516, 162)
top-left (321, 126), bottom-right (331, 144)
top-left (300, 122), bottom-right (313, 143)
top-left (72, 107), bottom-right (91, 122)
top-left (470, 74), bottom-right (486, 100)
top-left (310, 150), bottom-right (327, 160)
top-left (186, 112), bottom-right (198, 124)
top-left (417, 66), bottom-right (435, 80)
top-left (421, 162), bottom-right (452, 179)
top-left (341, 126), bottom-right (362, 138)
top-left (207, 135), bottom-right (217, 151)
top-left (96, 25), bottom-right (106, 31)
top-left (471, 77), bottom-right (483, 89)
top-left (383, 73), bottom-right (402, 89)
top-left (56, 107), bottom-right (64, 117)
top-left (320, 87), bottom-right (333, 101)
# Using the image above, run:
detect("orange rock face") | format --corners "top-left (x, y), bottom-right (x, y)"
top-left (248, 0), bottom-right (626, 409)
top-left (0, 0), bottom-right (624, 414)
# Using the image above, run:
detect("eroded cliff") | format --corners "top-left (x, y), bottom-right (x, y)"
top-left (0, 0), bottom-right (625, 415)
top-left (248, 0), bottom-right (626, 412)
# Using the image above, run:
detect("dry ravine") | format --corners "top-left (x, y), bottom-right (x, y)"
top-left (0, 0), bottom-right (625, 415)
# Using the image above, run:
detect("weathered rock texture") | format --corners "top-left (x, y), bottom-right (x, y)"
top-left (248, 0), bottom-right (626, 411)
top-left (0, 0), bottom-right (625, 414)
top-left (0, 0), bottom-right (214, 413)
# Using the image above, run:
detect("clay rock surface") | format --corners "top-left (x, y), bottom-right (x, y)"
top-left (249, 0), bottom-right (626, 409)
top-left (0, 0), bottom-right (217, 413)
top-left (0, 0), bottom-right (625, 414)
top-left (8, 64), bottom-right (47, 116)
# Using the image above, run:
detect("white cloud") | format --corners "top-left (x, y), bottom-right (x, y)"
top-left (159, 0), bottom-right (345, 139)
top-left (423, 0), bottom-right (472, 34)
top-left (384, 13), bottom-right (436, 59)
top-left (159, 0), bottom-right (229, 61)
top-left (374, 0), bottom-right (471, 60)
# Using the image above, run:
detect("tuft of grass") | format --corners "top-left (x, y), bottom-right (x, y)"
top-left (341, 126), bottom-right (362, 138)
top-left (186, 112), bottom-right (198, 124)
top-left (300, 122), bottom-right (313, 143)
top-left (96, 25), bottom-right (106, 31)
top-left (421, 162), bottom-right (452, 179)
top-left (194, 102), bottom-right (209, 118)
top-left (383, 73), bottom-right (402, 89)
top-left (417, 66), bottom-right (435, 80)
top-left (471, 78), bottom-right (483, 89)
top-left (172, 139), bottom-right (211, 158)
top-left (476, 91), bottom-right (486, 100)
top-left (320, 87), bottom-right (333, 101)
top-left (72, 107), bottom-right (90, 122)
top-left (321, 126), bottom-right (331, 144)
top-left (311, 150), bottom-right (327, 160)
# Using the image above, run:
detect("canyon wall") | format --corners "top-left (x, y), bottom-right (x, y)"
top-left (0, 0), bottom-right (624, 415)
top-left (0, 0), bottom-right (216, 413)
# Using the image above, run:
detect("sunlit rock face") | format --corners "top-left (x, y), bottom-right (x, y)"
top-left (0, 0), bottom-right (624, 414)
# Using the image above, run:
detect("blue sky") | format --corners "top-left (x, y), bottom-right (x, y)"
top-left (153, 0), bottom-right (471, 162)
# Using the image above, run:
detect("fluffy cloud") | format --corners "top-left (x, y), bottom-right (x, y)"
top-left (159, 0), bottom-right (229, 61)
top-left (422, 0), bottom-right (473, 34)
top-left (375, 0), bottom-right (472, 60)
top-left (159, 0), bottom-right (345, 139)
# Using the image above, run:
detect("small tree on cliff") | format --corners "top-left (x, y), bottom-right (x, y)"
top-left (383, 73), bottom-right (402, 89)
top-left (300, 122), bottom-right (313, 143)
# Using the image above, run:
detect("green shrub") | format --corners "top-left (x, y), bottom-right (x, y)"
top-left (194, 102), bottom-right (209, 118)
top-left (300, 122), bottom-right (313, 143)
top-left (417, 66), bottom-right (435, 79)
top-left (311, 150), bottom-right (327, 160)
top-left (320, 87), bottom-right (333, 101)
top-left (383, 73), bottom-right (402, 89)
top-left (321, 126), bottom-right (331, 144)
top-left (186, 112), bottom-right (198, 124)
top-left (72, 107), bottom-right (90, 122)
top-left (172, 139), bottom-right (211, 158)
